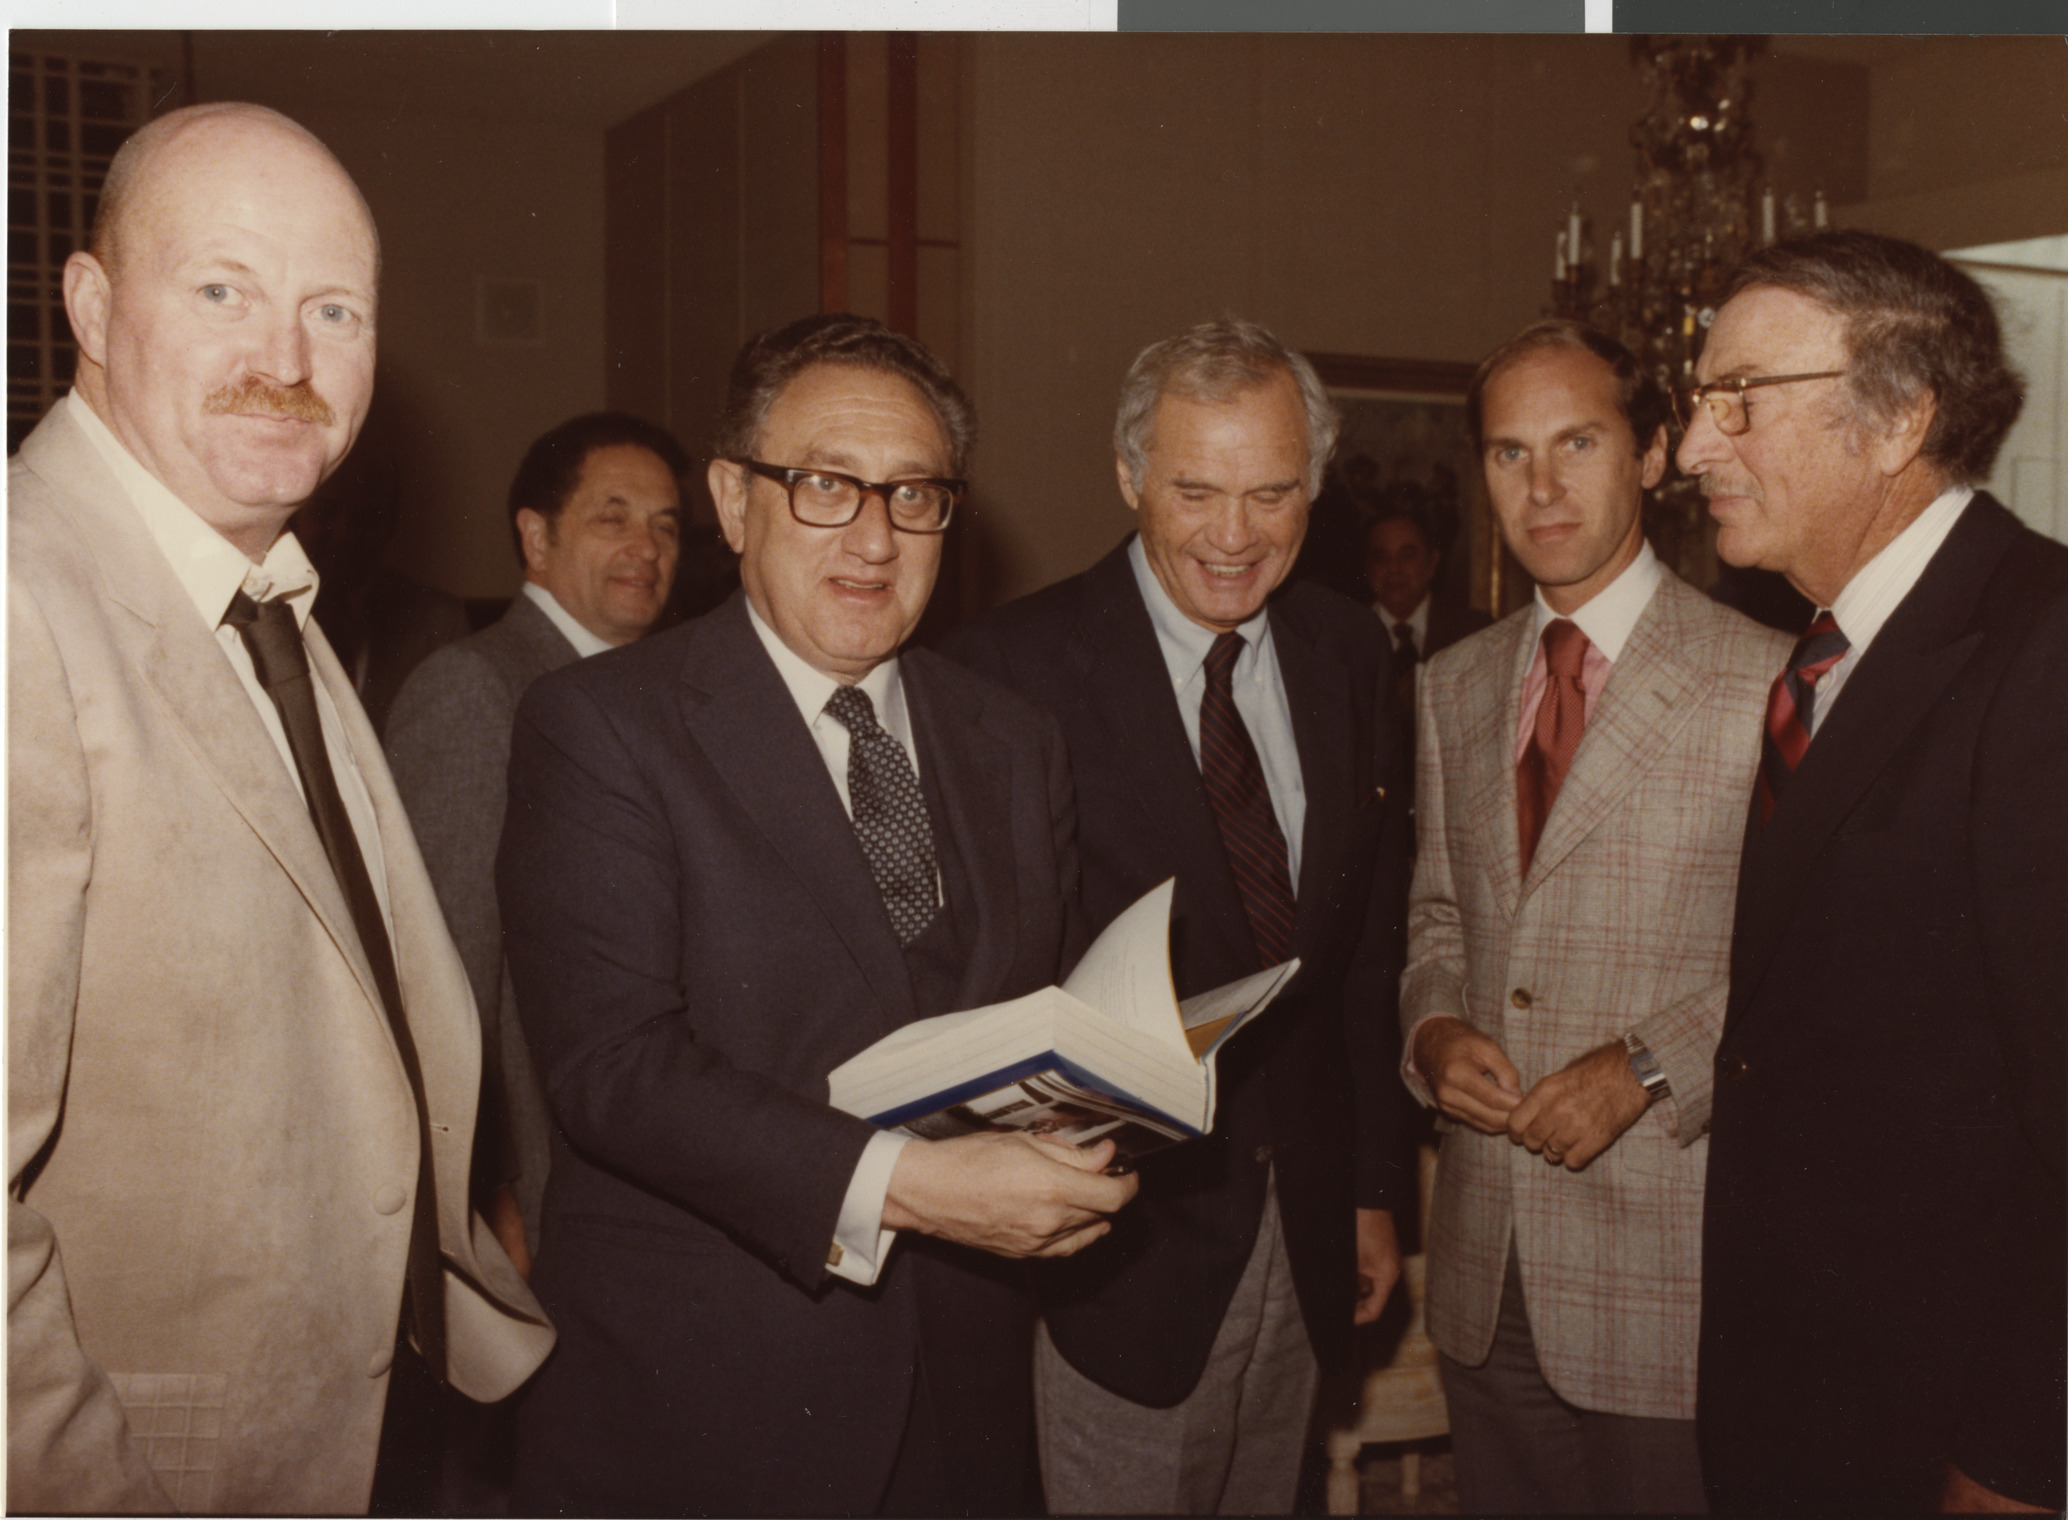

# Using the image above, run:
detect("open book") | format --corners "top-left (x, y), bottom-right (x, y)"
top-left (827, 880), bottom-right (1299, 1163)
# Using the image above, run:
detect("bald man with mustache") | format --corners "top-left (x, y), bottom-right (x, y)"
top-left (8, 103), bottom-right (551, 1514)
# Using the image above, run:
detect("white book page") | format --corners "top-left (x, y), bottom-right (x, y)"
top-left (1060, 879), bottom-right (1190, 1060)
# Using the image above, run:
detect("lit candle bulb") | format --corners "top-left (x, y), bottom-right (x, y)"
top-left (1814, 189), bottom-right (1828, 229)
top-left (1761, 186), bottom-right (1776, 245)
top-left (1569, 203), bottom-right (1583, 273)
top-left (1555, 229), bottom-right (1567, 281)
top-left (1610, 231), bottom-right (1623, 286)
top-left (1630, 199), bottom-right (1643, 261)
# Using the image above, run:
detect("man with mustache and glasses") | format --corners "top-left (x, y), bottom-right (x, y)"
top-left (8, 103), bottom-right (551, 1514)
top-left (1681, 231), bottom-right (2066, 1516)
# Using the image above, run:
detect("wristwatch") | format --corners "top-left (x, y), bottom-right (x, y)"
top-left (1623, 1032), bottom-right (1671, 1103)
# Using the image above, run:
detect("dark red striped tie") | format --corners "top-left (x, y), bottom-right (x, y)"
top-left (1200, 632), bottom-right (1296, 966)
top-left (1516, 617), bottom-right (1591, 875)
top-left (1757, 610), bottom-right (1850, 822)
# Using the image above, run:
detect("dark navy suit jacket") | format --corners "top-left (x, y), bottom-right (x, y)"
top-left (943, 539), bottom-right (1415, 1407)
top-left (500, 592), bottom-right (1079, 1515)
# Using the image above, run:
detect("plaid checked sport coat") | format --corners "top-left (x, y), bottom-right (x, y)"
top-left (1399, 570), bottom-right (1788, 1419)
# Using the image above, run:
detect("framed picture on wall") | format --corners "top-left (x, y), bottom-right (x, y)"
top-left (1301, 354), bottom-right (1529, 620)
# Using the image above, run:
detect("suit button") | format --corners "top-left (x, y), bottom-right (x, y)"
top-left (1511, 989), bottom-right (1533, 1010)
top-left (1723, 1057), bottom-right (1752, 1083)
top-left (367, 1345), bottom-right (393, 1379)
top-left (1253, 1145), bottom-right (1274, 1165)
top-left (373, 1186), bottom-right (407, 1216)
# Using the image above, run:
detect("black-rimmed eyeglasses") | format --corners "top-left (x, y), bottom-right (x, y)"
top-left (732, 459), bottom-right (963, 533)
top-left (1673, 371), bottom-right (1847, 437)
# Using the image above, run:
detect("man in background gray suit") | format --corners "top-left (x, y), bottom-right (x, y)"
top-left (386, 410), bottom-right (687, 1266)
top-left (1402, 320), bottom-right (1786, 1512)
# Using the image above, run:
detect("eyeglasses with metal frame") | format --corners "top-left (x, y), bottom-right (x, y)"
top-left (1672, 371), bottom-right (1848, 437)
top-left (732, 459), bottom-right (963, 533)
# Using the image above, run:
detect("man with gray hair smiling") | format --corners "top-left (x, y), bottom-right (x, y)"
top-left (945, 318), bottom-right (1415, 1513)
top-left (8, 102), bottom-right (551, 1513)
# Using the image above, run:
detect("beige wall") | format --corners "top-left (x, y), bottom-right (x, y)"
top-left (22, 30), bottom-right (759, 601)
top-left (956, 34), bottom-right (1881, 604)
top-left (23, 31), bottom-right (2064, 609)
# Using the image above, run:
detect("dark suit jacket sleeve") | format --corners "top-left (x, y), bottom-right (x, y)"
top-left (497, 671), bottom-right (878, 1288)
top-left (1958, 589), bottom-right (2068, 1503)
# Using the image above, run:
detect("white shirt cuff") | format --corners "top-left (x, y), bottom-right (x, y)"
top-left (827, 1129), bottom-right (910, 1285)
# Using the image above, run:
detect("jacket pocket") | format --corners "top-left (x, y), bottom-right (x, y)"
top-left (108, 1370), bottom-right (228, 1513)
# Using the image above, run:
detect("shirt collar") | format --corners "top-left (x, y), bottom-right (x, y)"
top-left (1375, 594), bottom-right (1431, 643)
top-left (1531, 539), bottom-right (1663, 663)
top-left (1128, 533), bottom-right (1274, 687)
top-left (522, 581), bottom-right (615, 659)
top-left (67, 390), bottom-right (320, 630)
top-left (744, 595), bottom-right (908, 739)
top-left (1827, 484), bottom-right (1973, 650)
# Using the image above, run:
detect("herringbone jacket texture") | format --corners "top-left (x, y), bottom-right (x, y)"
top-left (1399, 571), bottom-right (1787, 1419)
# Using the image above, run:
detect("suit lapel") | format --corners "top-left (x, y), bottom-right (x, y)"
top-left (1523, 578), bottom-right (1710, 894)
top-left (673, 597), bottom-right (916, 1034)
top-left (21, 411), bottom-right (385, 1016)
top-left (1452, 613), bottom-right (1536, 920)
top-left (904, 651), bottom-right (1021, 1009)
top-left (1728, 501), bottom-right (2016, 1025)
top-left (1067, 546), bottom-right (1256, 958)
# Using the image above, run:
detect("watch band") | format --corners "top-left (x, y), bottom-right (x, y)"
top-left (1623, 1031), bottom-right (1671, 1102)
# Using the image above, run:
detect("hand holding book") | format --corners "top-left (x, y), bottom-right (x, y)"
top-left (880, 1130), bottom-right (1139, 1259)
top-left (830, 880), bottom-right (1300, 1166)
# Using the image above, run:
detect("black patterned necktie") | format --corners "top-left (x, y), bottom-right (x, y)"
top-left (222, 590), bottom-right (446, 1381)
top-left (1390, 620), bottom-right (1420, 728)
top-left (1199, 632), bottom-right (1297, 967)
top-left (825, 684), bottom-right (939, 946)
top-left (1757, 610), bottom-right (1851, 823)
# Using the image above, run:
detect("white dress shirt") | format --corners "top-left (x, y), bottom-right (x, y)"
top-left (1128, 536), bottom-right (1307, 881)
top-left (744, 600), bottom-right (920, 1288)
top-left (1811, 485), bottom-right (1973, 732)
top-left (522, 579), bottom-right (614, 658)
top-left (1514, 541), bottom-right (1666, 757)
top-left (65, 391), bottom-right (392, 935)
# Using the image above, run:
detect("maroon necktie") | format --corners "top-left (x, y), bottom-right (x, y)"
top-left (1757, 610), bottom-right (1850, 822)
top-left (1199, 632), bottom-right (1297, 966)
top-left (1516, 618), bottom-right (1591, 875)
top-left (224, 591), bottom-right (447, 1381)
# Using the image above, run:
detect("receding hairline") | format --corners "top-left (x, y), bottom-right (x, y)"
top-left (92, 102), bottom-right (380, 278)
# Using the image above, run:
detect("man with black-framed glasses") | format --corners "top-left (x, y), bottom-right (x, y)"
top-left (497, 312), bottom-right (1135, 1516)
top-left (1681, 230), bottom-right (2065, 1516)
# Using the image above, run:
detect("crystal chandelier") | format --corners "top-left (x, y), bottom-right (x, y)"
top-left (1552, 36), bottom-right (1832, 387)
top-left (1549, 35), bottom-right (1828, 574)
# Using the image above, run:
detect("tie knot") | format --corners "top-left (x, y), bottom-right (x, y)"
top-left (223, 590), bottom-right (308, 690)
top-left (1205, 631), bottom-right (1246, 688)
top-left (1541, 618), bottom-right (1589, 679)
top-left (1790, 611), bottom-right (1850, 680)
top-left (825, 682), bottom-right (879, 734)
